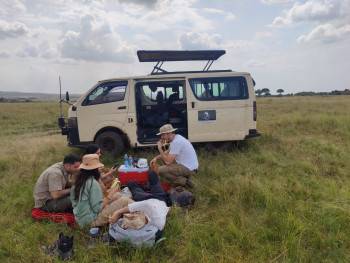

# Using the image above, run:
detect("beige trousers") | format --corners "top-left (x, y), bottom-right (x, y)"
top-left (158, 163), bottom-right (193, 187)
top-left (92, 196), bottom-right (134, 227)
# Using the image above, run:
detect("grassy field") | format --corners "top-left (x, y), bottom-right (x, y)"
top-left (0, 96), bottom-right (350, 263)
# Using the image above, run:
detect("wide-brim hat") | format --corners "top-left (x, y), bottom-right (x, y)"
top-left (79, 154), bottom-right (104, 170)
top-left (156, 124), bottom-right (177, 135)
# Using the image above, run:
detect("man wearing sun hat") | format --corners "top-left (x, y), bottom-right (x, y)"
top-left (151, 124), bottom-right (198, 188)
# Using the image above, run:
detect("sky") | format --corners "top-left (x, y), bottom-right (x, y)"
top-left (0, 0), bottom-right (349, 95)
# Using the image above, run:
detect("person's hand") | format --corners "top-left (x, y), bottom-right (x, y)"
top-left (157, 140), bottom-right (163, 152)
top-left (109, 211), bottom-right (121, 224)
top-left (150, 157), bottom-right (157, 165)
top-left (109, 166), bottom-right (117, 174)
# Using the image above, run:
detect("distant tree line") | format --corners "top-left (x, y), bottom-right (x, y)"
top-left (255, 89), bottom-right (350, 97)
top-left (0, 97), bottom-right (34, 103)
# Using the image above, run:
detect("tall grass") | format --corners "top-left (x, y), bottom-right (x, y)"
top-left (0, 96), bottom-right (350, 262)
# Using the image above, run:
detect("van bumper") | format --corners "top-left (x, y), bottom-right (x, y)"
top-left (245, 129), bottom-right (261, 139)
top-left (58, 117), bottom-right (82, 146)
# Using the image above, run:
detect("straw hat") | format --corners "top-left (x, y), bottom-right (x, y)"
top-left (79, 154), bottom-right (104, 170)
top-left (156, 124), bottom-right (177, 135)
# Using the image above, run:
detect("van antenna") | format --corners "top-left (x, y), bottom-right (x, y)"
top-left (59, 75), bottom-right (63, 117)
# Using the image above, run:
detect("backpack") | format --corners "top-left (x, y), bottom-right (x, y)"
top-left (109, 218), bottom-right (159, 247)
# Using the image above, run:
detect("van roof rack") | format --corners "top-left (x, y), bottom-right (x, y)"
top-left (137, 50), bottom-right (226, 74)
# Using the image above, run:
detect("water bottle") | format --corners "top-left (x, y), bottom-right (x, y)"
top-left (124, 154), bottom-right (129, 168)
top-left (89, 227), bottom-right (100, 238)
top-left (128, 156), bottom-right (133, 168)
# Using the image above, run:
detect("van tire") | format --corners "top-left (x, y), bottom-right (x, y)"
top-left (96, 131), bottom-right (124, 156)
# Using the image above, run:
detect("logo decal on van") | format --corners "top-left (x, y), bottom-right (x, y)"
top-left (198, 110), bottom-right (216, 121)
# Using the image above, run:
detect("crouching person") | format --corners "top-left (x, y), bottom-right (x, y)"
top-left (70, 154), bottom-right (132, 228)
top-left (33, 154), bottom-right (81, 213)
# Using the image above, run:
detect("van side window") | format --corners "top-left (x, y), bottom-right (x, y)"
top-left (141, 83), bottom-right (184, 102)
top-left (82, 81), bottom-right (127, 106)
top-left (189, 77), bottom-right (248, 100)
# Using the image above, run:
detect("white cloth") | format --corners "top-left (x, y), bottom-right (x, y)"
top-left (128, 199), bottom-right (169, 230)
top-left (169, 134), bottom-right (199, 171)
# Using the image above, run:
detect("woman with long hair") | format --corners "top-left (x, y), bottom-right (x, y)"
top-left (70, 154), bottom-right (105, 227)
top-left (84, 144), bottom-right (116, 192)
top-left (71, 154), bottom-right (131, 228)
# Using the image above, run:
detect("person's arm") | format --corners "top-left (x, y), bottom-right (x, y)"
top-left (49, 172), bottom-right (71, 199)
top-left (102, 167), bottom-right (117, 178)
top-left (50, 188), bottom-right (71, 199)
top-left (89, 180), bottom-right (104, 213)
top-left (157, 141), bottom-right (176, 165)
top-left (108, 206), bottom-right (130, 224)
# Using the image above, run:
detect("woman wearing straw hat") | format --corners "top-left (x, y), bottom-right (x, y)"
top-left (70, 154), bottom-right (132, 227)
top-left (151, 124), bottom-right (198, 188)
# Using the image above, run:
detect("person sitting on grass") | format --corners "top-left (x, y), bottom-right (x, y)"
top-left (84, 144), bottom-right (117, 191)
top-left (70, 154), bottom-right (132, 228)
top-left (33, 154), bottom-right (81, 213)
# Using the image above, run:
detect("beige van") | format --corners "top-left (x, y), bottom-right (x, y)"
top-left (58, 50), bottom-right (259, 155)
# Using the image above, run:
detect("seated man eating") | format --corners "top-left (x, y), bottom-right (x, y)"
top-left (33, 154), bottom-right (81, 213)
top-left (151, 124), bottom-right (199, 188)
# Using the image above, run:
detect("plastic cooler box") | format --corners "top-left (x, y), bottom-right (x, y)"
top-left (118, 165), bottom-right (149, 186)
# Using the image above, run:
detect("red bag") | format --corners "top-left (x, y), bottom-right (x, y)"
top-left (31, 208), bottom-right (76, 226)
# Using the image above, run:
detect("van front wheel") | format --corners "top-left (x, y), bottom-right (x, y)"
top-left (96, 131), bottom-right (124, 156)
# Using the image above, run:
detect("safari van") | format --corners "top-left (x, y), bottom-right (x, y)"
top-left (58, 50), bottom-right (259, 155)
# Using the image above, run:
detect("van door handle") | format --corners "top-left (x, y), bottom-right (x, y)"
top-left (118, 106), bottom-right (127, 110)
top-left (191, 102), bottom-right (195, 108)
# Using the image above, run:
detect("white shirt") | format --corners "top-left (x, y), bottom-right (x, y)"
top-left (169, 134), bottom-right (199, 171)
top-left (128, 199), bottom-right (169, 230)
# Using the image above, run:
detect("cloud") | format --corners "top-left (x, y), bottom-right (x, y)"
top-left (297, 23), bottom-right (350, 43)
top-left (245, 60), bottom-right (266, 68)
top-left (202, 8), bottom-right (236, 21)
top-left (255, 31), bottom-right (273, 39)
top-left (178, 32), bottom-right (222, 49)
top-left (271, 0), bottom-right (345, 27)
top-left (0, 20), bottom-right (29, 39)
top-left (0, 0), bottom-right (26, 17)
top-left (118, 0), bottom-right (160, 8)
top-left (261, 0), bottom-right (291, 4)
top-left (16, 44), bottom-right (39, 58)
top-left (0, 51), bottom-right (11, 58)
top-left (60, 15), bottom-right (134, 63)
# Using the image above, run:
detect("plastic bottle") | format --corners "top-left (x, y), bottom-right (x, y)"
top-left (128, 156), bottom-right (133, 168)
top-left (89, 227), bottom-right (100, 238)
top-left (124, 154), bottom-right (129, 168)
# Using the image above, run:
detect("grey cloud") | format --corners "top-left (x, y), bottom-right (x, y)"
top-left (60, 15), bottom-right (134, 63)
top-left (118, 0), bottom-right (160, 8)
top-left (0, 20), bottom-right (29, 39)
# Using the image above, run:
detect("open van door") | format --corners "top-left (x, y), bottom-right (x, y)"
top-left (186, 75), bottom-right (251, 142)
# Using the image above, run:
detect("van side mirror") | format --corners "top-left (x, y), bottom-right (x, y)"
top-left (66, 91), bottom-right (70, 102)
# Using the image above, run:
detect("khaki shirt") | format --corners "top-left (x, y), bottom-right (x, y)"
top-left (33, 162), bottom-right (69, 208)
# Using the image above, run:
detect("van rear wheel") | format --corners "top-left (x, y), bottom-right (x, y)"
top-left (96, 131), bottom-right (124, 156)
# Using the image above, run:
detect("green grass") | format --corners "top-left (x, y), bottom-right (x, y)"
top-left (0, 96), bottom-right (350, 262)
